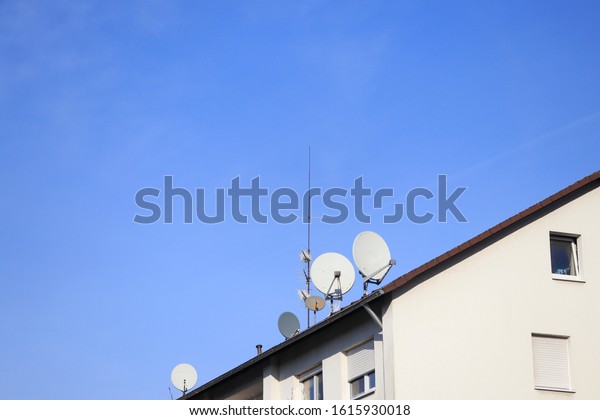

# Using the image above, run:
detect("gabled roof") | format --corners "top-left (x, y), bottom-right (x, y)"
top-left (182, 170), bottom-right (600, 399)
top-left (383, 170), bottom-right (600, 294)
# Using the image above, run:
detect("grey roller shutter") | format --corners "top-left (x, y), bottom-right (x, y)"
top-left (347, 340), bottom-right (375, 380)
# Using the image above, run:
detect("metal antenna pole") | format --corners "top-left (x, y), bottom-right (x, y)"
top-left (306, 146), bottom-right (312, 328)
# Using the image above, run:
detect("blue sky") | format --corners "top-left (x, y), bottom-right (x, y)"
top-left (0, 1), bottom-right (599, 399)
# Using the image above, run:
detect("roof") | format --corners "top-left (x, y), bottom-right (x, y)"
top-left (182, 170), bottom-right (600, 399)
top-left (182, 290), bottom-right (384, 399)
top-left (383, 170), bottom-right (600, 294)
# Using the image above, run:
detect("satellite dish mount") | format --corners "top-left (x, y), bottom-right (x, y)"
top-left (360, 258), bottom-right (396, 295)
top-left (324, 270), bottom-right (344, 309)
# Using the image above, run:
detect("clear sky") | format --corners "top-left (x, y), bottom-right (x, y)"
top-left (1, 0), bottom-right (599, 399)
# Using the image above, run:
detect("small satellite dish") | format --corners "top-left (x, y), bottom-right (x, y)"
top-left (278, 311), bottom-right (300, 339)
top-left (353, 231), bottom-right (396, 294)
top-left (305, 295), bottom-right (325, 326)
top-left (311, 252), bottom-right (355, 298)
top-left (305, 295), bottom-right (325, 312)
top-left (171, 363), bottom-right (198, 394)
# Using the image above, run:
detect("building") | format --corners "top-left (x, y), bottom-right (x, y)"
top-left (182, 171), bottom-right (600, 400)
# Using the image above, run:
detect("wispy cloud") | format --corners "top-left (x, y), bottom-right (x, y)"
top-left (455, 110), bottom-right (600, 178)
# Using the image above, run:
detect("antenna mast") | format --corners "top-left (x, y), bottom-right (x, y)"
top-left (306, 146), bottom-right (312, 328)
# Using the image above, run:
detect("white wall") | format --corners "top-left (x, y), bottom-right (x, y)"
top-left (262, 313), bottom-right (382, 400)
top-left (388, 188), bottom-right (600, 399)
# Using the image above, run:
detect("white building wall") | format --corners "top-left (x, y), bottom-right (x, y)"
top-left (388, 188), bottom-right (600, 399)
top-left (261, 315), bottom-right (381, 400)
top-left (263, 362), bottom-right (280, 400)
top-left (322, 352), bottom-right (346, 399)
top-left (371, 332), bottom-right (385, 400)
top-left (381, 302), bottom-right (396, 399)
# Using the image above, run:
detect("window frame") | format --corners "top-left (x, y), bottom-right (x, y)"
top-left (298, 366), bottom-right (323, 400)
top-left (549, 233), bottom-right (583, 282)
top-left (349, 370), bottom-right (376, 399)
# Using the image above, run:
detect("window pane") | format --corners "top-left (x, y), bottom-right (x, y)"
top-left (316, 373), bottom-right (323, 400)
top-left (303, 373), bottom-right (323, 400)
top-left (367, 371), bottom-right (376, 390)
top-left (350, 378), bottom-right (364, 397)
top-left (302, 378), bottom-right (311, 400)
top-left (550, 238), bottom-right (576, 275)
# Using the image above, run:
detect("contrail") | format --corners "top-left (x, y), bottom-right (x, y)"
top-left (456, 110), bottom-right (600, 178)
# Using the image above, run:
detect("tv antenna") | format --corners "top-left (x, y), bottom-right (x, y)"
top-left (352, 231), bottom-right (396, 295)
top-left (311, 252), bottom-right (355, 313)
top-left (301, 146), bottom-right (312, 328)
top-left (297, 289), bottom-right (309, 302)
top-left (278, 311), bottom-right (301, 339)
top-left (171, 363), bottom-right (198, 396)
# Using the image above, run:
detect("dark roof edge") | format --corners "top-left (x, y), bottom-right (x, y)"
top-left (181, 289), bottom-right (385, 399)
top-left (383, 170), bottom-right (600, 294)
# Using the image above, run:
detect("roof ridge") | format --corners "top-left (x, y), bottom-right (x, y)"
top-left (383, 170), bottom-right (600, 293)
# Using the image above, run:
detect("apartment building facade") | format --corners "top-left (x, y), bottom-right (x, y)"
top-left (183, 172), bottom-right (600, 400)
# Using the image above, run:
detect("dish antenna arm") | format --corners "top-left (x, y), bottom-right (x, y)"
top-left (324, 270), bottom-right (345, 312)
top-left (324, 270), bottom-right (342, 298)
top-left (362, 259), bottom-right (396, 295)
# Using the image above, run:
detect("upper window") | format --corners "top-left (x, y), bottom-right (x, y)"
top-left (299, 366), bottom-right (323, 400)
top-left (347, 340), bottom-right (375, 399)
top-left (350, 371), bottom-right (375, 398)
top-left (532, 334), bottom-right (573, 392)
top-left (550, 234), bottom-right (582, 281)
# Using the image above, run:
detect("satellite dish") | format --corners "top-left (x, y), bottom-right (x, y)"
top-left (305, 295), bottom-right (325, 312)
top-left (305, 295), bottom-right (325, 326)
top-left (311, 252), bottom-right (355, 298)
top-left (171, 363), bottom-right (198, 394)
top-left (353, 231), bottom-right (396, 294)
top-left (278, 311), bottom-right (300, 339)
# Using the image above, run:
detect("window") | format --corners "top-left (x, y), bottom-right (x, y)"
top-left (550, 234), bottom-right (581, 281)
top-left (532, 334), bottom-right (573, 392)
top-left (299, 367), bottom-right (323, 400)
top-left (350, 371), bottom-right (375, 398)
top-left (347, 340), bottom-right (375, 399)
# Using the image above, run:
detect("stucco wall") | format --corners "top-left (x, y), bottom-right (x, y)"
top-left (388, 188), bottom-right (600, 399)
top-left (262, 310), bottom-right (383, 400)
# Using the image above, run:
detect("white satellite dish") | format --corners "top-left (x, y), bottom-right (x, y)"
top-left (305, 295), bottom-right (325, 312)
top-left (278, 311), bottom-right (300, 339)
top-left (171, 363), bottom-right (198, 394)
top-left (353, 231), bottom-right (396, 295)
top-left (311, 252), bottom-right (355, 306)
